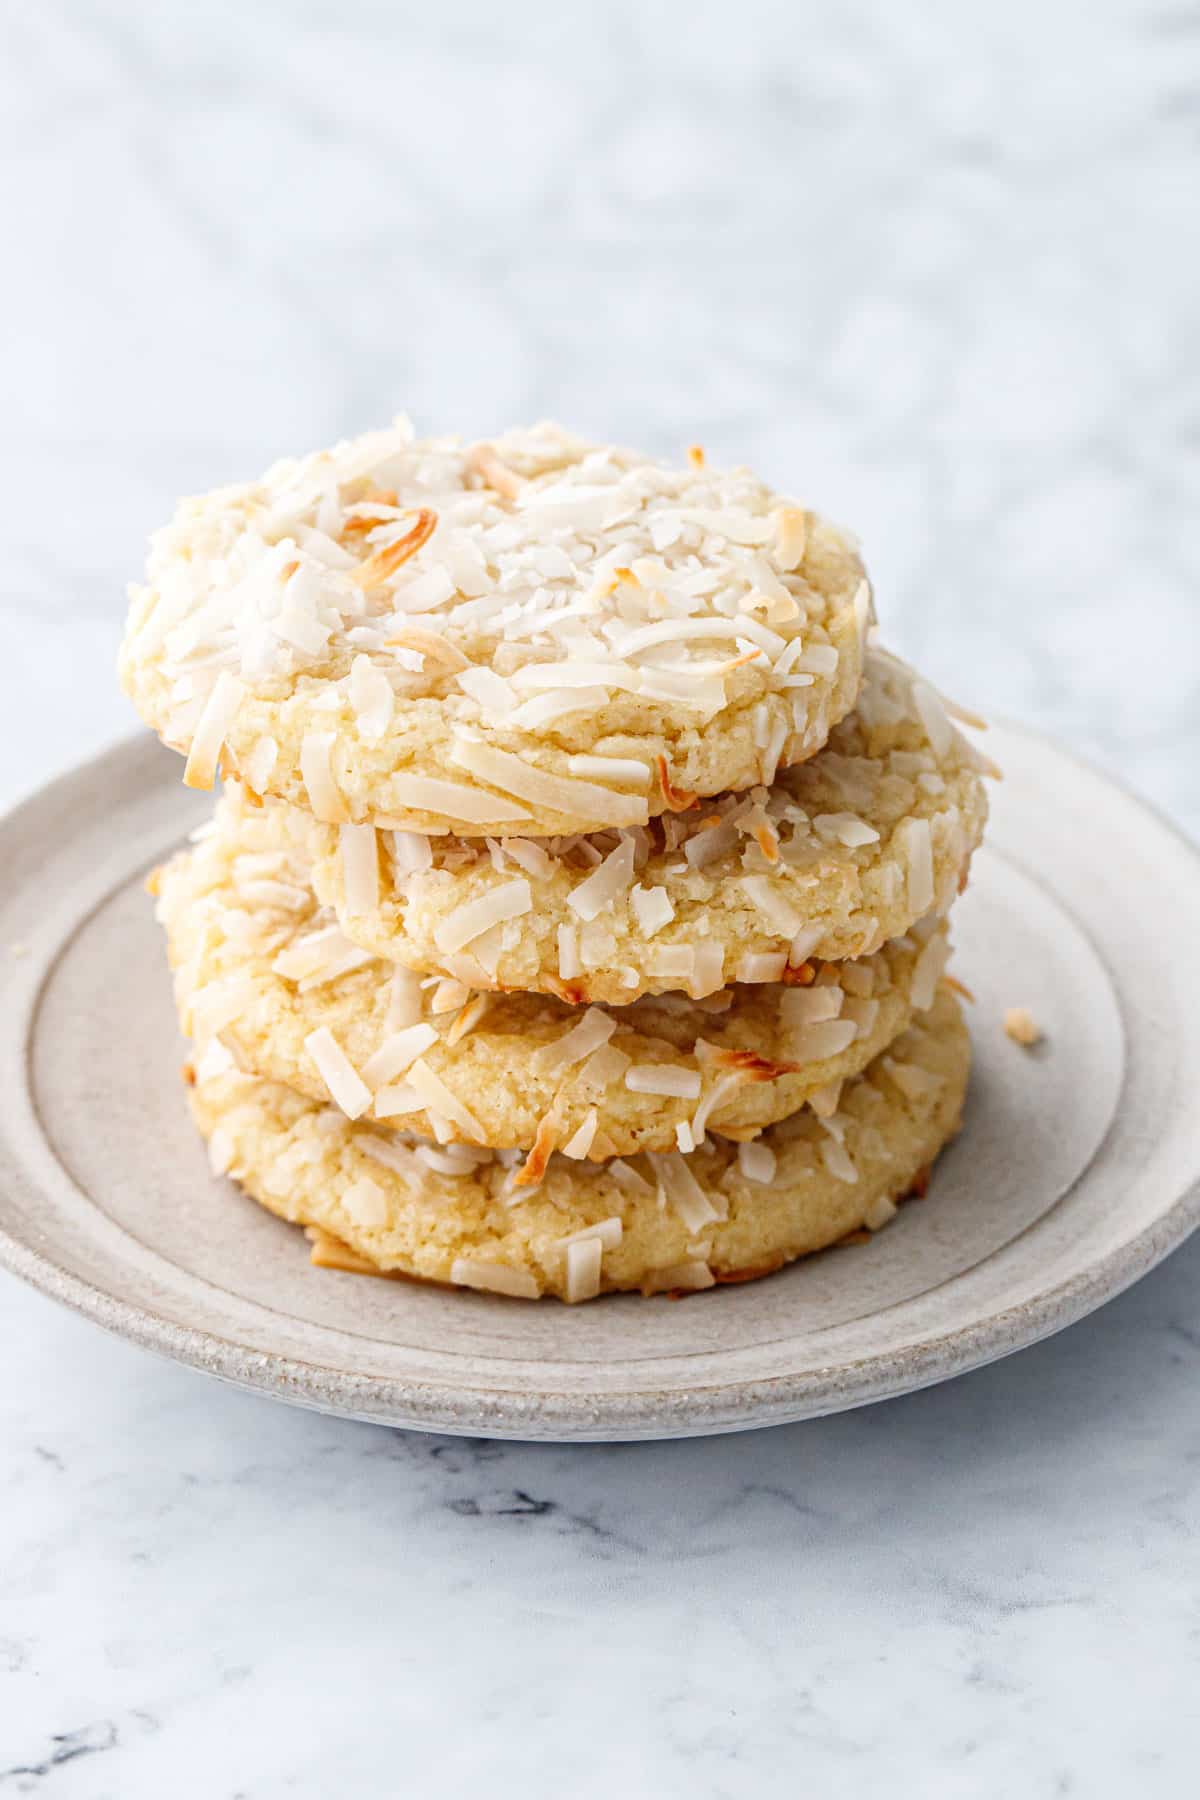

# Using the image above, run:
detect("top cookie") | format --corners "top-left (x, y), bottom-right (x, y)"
top-left (119, 420), bottom-right (871, 836)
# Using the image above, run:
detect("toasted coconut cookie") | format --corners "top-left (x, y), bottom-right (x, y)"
top-left (157, 802), bottom-right (946, 1159)
top-left (120, 421), bottom-right (871, 836)
top-left (187, 989), bottom-right (969, 1302)
top-left (290, 647), bottom-right (990, 1004)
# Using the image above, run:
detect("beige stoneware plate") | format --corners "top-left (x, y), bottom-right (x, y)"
top-left (1, 725), bottom-right (1198, 1441)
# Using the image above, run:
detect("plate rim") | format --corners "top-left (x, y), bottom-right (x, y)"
top-left (2, 1156), bottom-right (1198, 1439)
top-left (1, 723), bottom-right (1198, 1441)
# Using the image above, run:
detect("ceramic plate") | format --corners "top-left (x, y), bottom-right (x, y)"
top-left (1, 726), bottom-right (1198, 1441)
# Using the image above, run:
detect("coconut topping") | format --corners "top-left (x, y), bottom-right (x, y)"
top-left (124, 421), bottom-right (875, 832)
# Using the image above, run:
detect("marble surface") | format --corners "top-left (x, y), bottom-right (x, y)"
top-left (2, 1), bottom-right (1199, 1793)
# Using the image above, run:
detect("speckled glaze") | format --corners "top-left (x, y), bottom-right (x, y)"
top-left (1, 723), bottom-right (1197, 1441)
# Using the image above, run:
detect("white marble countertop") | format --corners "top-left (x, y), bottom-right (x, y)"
top-left (2, 3), bottom-right (1199, 1793)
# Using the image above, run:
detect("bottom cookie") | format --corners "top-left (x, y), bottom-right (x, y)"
top-left (187, 987), bottom-right (969, 1302)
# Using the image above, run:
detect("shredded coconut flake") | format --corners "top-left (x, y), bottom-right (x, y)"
top-left (688, 1070), bottom-right (741, 1142)
top-left (385, 965), bottom-right (424, 1030)
top-left (499, 837), bottom-right (555, 879)
top-left (415, 1140), bottom-right (492, 1175)
top-left (341, 1175), bottom-right (388, 1228)
top-left (562, 1109), bottom-right (599, 1160)
top-left (567, 836), bottom-right (635, 921)
top-left (839, 961), bottom-right (876, 998)
top-left (819, 1136), bottom-right (858, 1183)
top-left (852, 578), bottom-right (872, 638)
top-left (194, 1037), bottom-right (237, 1083)
top-left (361, 1023), bottom-right (439, 1089)
top-left (785, 1018), bottom-right (859, 1062)
top-left (814, 812), bottom-right (880, 849)
top-left (789, 926), bottom-right (822, 965)
top-left (557, 924), bottom-right (581, 981)
top-left (404, 1058), bottom-right (485, 1138)
top-left (630, 883), bottom-right (674, 937)
top-left (648, 1152), bottom-right (721, 1233)
top-left (735, 951), bottom-right (788, 983)
top-left (740, 875), bottom-right (803, 938)
top-left (566, 755), bottom-right (651, 789)
top-left (690, 940), bottom-right (725, 997)
top-left (183, 671), bottom-right (245, 790)
top-left (808, 1079), bottom-right (843, 1118)
top-left (646, 944), bottom-right (694, 982)
top-left (339, 822), bottom-right (379, 915)
top-left (910, 931), bottom-right (951, 1010)
top-left (242, 734), bottom-right (278, 794)
top-left (385, 772), bottom-right (533, 825)
top-left (564, 1235), bottom-right (603, 1302)
top-left (207, 1125), bottom-right (236, 1177)
top-left (370, 1082), bottom-right (422, 1119)
top-left (737, 1140), bottom-right (777, 1183)
top-left (774, 505), bottom-right (807, 570)
top-left (358, 1132), bottom-right (418, 1177)
top-left (533, 1007), bottom-right (617, 1072)
top-left (578, 1041), bottom-right (632, 1093)
top-left (607, 1158), bottom-right (656, 1197)
top-left (299, 731), bottom-right (347, 823)
top-left (781, 986), bottom-right (844, 1027)
top-left (509, 687), bottom-right (611, 729)
top-left (304, 1027), bottom-right (372, 1119)
top-left (625, 1065), bottom-right (702, 1099)
top-left (558, 1216), bottom-right (623, 1251)
top-left (911, 681), bottom-right (954, 758)
top-left (390, 830), bottom-right (434, 876)
top-left (445, 993), bottom-right (490, 1043)
top-left (843, 995), bottom-right (880, 1037)
top-left (187, 974), bottom-right (256, 1038)
top-left (273, 923), bottom-right (360, 983)
top-left (450, 1259), bottom-right (540, 1299)
top-left (434, 879), bottom-right (532, 953)
top-left (450, 737), bottom-right (649, 827)
top-left (296, 942), bottom-right (374, 991)
top-left (348, 653), bottom-right (395, 741)
top-left (885, 1057), bottom-right (945, 1099)
top-left (897, 818), bottom-right (935, 915)
top-left (456, 665), bottom-right (517, 720)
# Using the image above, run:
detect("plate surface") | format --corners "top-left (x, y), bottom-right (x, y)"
top-left (1, 727), bottom-right (1198, 1441)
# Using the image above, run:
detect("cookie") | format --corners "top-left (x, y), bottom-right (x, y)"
top-left (289, 646), bottom-right (990, 1004)
top-left (157, 804), bottom-right (948, 1160)
top-left (119, 421), bottom-right (871, 837)
top-left (187, 987), bottom-right (970, 1302)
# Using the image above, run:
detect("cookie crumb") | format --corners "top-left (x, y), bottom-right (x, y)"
top-left (1004, 1006), bottom-right (1042, 1048)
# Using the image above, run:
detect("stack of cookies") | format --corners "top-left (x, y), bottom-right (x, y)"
top-left (121, 423), bottom-right (992, 1302)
